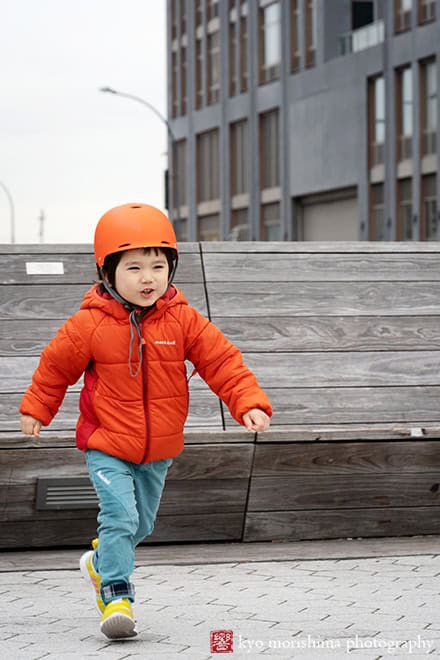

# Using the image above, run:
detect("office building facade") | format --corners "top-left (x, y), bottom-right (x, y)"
top-left (166, 0), bottom-right (439, 241)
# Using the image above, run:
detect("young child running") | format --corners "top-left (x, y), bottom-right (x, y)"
top-left (20, 203), bottom-right (272, 640)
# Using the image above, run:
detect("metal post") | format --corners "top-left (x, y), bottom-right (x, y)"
top-left (99, 87), bottom-right (180, 237)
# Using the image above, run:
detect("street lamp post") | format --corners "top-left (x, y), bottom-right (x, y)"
top-left (0, 180), bottom-right (15, 243)
top-left (99, 86), bottom-right (180, 236)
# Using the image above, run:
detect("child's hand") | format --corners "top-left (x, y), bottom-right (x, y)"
top-left (242, 408), bottom-right (270, 432)
top-left (21, 415), bottom-right (42, 437)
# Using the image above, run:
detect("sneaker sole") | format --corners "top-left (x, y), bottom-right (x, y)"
top-left (79, 551), bottom-right (104, 615)
top-left (100, 613), bottom-right (137, 639)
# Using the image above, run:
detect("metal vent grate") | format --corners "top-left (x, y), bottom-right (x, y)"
top-left (36, 477), bottom-right (98, 510)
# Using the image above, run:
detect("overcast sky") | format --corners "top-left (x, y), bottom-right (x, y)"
top-left (0, 1), bottom-right (167, 243)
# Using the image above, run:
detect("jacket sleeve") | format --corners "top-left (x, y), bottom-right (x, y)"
top-left (181, 307), bottom-right (272, 425)
top-left (19, 310), bottom-right (94, 426)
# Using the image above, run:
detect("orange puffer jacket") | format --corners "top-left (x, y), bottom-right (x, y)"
top-left (20, 284), bottom-right (272, 464)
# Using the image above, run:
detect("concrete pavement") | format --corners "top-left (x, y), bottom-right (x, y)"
top-left (1, 536), bottom-right (440, 659)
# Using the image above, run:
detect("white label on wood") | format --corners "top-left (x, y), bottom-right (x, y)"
top-left (25, 262), bottom-right (65, 275)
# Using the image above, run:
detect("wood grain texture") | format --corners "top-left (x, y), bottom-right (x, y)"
top-left (253, 424), bottom-right (440, 442)
top-left (243, 507), bottom-right (440, 542)
top-left (200, 241), bottom-right (440, 253)
top-left (209, 316), bottom-right (440, 352)
top-left (203, 253), bottom-right (440, 282)
top-left (251, 441), bottom-right (440, 475)
top-left (224, 386), bottom-right (440, 426)
top-left (4, 242), bottom-right (440, 548)
top-left (206, 281), bottom-right (440, 317)
top-left (247, 474), bottom-right (440, 510)
top-left (240, 351), bottom-right (440, 388)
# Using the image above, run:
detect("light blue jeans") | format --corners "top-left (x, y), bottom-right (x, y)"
top-left (85, 449), bottom-right (172, 605)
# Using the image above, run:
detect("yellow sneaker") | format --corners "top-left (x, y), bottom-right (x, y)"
top-left (79, 538), bottom-right (105, 614)
top-left (100, 598), bottom-right (137, 639)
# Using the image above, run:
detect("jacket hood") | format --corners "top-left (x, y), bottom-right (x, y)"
top-left (79, 283), bottom-right (187, 320)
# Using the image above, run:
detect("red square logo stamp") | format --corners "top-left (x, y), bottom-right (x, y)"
top-left (210, 630), bottom-right (234, 653)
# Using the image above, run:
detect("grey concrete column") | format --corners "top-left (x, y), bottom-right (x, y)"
top-left (383, 0), bottom-right (396, 240)
top-left (220, 0), bottom-right (230, 239)
top-left (187, 0), bottom-right (197, 241)
top-left (412, 60), bottom-right (421, 240)
top-left (280, 0), bottom-right (292, 239)
top-left (247, 0), bottom-right (260, 240)
top-left (437, 0), bottom-right (440, 232)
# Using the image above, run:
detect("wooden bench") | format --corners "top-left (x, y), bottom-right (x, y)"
top-left (2, 242), bottom-right (440, 548)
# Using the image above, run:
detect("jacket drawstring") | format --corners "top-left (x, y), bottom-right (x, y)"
top-left (128, 310), bottom-right (144, 378)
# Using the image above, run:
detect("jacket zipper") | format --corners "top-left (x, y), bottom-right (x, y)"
top-left (141, 339), bottom-right (151, 463)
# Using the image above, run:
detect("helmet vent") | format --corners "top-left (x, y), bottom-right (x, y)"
top-left (161, 241), bottom-right (170, 245)
top-left (130, 205), bottom-right (142, 209)
top-left (118, 243), bottom-right (131, 248)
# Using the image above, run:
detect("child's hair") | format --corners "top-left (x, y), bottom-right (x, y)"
top-left (98, 247), bottom-right (176, 288)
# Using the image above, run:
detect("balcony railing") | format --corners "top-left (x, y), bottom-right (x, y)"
top-left (339, 19), bottom-right (384, 56)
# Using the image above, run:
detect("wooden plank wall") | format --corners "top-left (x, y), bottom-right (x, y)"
top-left (0, 244), bottom-right (249, 548)
top-left (201, 242), bottom-right (440, 542)
top-left (2, 242), bottom-right (440, 548)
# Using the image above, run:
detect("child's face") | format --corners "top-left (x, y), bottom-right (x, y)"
top-left (113, 248), bottom-right (169, 307)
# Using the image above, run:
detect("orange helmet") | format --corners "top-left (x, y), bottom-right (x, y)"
top-left (94, 203), bottom-right (178, 267)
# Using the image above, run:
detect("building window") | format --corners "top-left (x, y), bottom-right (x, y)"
top-left (229, 2), bottom-right (237, 96)
top-left (420, 59), bottom-right (437, 156)
top-left (195, 37), bottom-right (203, 109)
top-left (180, 46), bottom-right (187, 115)
top-left (173, 139), bottom-right (187, 209)
top-left (207, 0), bottom-right (219, 20)
top-left (230, 120), bottom-right (249, 195)
top-left (171, 0), bottom-right (178, 40)
top-left (171, 50), bottom-right (178, 118)
top-left (195, 0), bottom-right (203, 26)
top-left (290, 0), bottom-right (300, 72)
top-left (198, 213), bottom-right (220, 240)
top-left (397, 179), bottom-right (413, 240)
top-left (418, 0), bottom-right (436, 24)
top-left (229, 1), bottom-right (248, 95)
top-left (305, 0), bottom-right (316, 67)
top-left (196, 129), bottom-right (220, 202)
top-left (207, 29), bottom-right (220, 104)
top-left (260, 109), bottom-right (280, 189)
top-left (396, 66), bottom-right (413, 161)
top-left (395, 0), bottom-right (412, 32)
top-left (370, 183), bottom-right (385, 239)
top-left (239, 2), bottom-right (248, 92)
top-left (230, 208), bottom-right (249, 240)
top-left (368, 75), bottom-right (385, 166)
top-left (421, 174), bottom-right (438, 239)
top-left (261, 202), bottom-right (281, 240)
top-left (352, 1), bottom-right (374, 29)
top-left (171, 1), bottom-right (187, 118)
top-left (259, 1), bottom-right (281, 84)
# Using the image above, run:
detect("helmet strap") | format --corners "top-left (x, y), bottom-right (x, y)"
top-left (98, 269), bottom-right (137, 312)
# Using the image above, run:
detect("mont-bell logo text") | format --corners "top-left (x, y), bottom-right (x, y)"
top-left (154, 339), bottom-right (176, 345)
